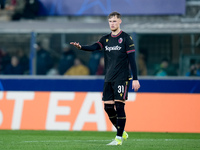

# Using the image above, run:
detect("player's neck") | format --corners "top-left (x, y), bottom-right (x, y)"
top-left (111, 28), bottom-right (121, 36)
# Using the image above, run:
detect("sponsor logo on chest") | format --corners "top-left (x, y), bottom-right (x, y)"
top-left (105, 45), bottom-right (121, 52)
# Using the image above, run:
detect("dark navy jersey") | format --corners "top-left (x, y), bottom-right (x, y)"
top-left (97, 30), bottom-right (135, 82)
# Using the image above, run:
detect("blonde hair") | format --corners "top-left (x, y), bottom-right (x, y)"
top-left (108, 11), bottom-right (121, 19)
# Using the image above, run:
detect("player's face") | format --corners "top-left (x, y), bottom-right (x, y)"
top-left (108, 16), bottom-right (122, 32)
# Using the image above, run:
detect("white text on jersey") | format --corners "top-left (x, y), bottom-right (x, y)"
top-left (105, 45), bottom-right (122, 52)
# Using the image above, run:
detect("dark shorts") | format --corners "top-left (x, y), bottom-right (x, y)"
top-left (102, 80), bottom-right (130, 101)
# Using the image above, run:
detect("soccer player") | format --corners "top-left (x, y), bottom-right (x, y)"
top-left (70, 11), bottom-right (140, 145)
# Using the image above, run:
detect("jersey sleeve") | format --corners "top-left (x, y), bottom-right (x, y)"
top-left (126, 35), bottom-right (138, 80)
top-left (80, 35), bottom-right (105, 51)
top-left (97, 36), bottom-right (105, 50)
top-left (81, 43), bottom-right (101, 51)
top-left (125, 35), bottom-right (135, 54)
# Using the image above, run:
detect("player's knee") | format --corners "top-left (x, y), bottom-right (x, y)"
top-left (115, 102), bottom-right (126, 118)
top-left (104, 104), bottom-right (115, 113)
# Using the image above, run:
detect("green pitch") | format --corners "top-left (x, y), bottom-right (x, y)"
top-left (0, 130), bottom-right (200, 150)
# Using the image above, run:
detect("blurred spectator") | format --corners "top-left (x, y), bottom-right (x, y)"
top-left (138, 53), bottom-right (147, 76)
top-left (0, 0), bottom-right (5, 9)
top-left (11, 0), bottom-right (39, 20)
top-left (4, 0), bottom-right (16, 10)
top-left (47, 64), bottom-right (59, 76)
top-left (4, 55), bottom-right (23, 75)
top-left (154, 58), bottom-right (169, 76)
top-left (17, 48), bottom-right (29, 74)
top-left (35, 42), bottom-right (54, 75)
top-left (0, 0), bottom-right (16, 21)
top-left (154, 58), bottom-right (177, 76)
top-left (0, 48), bottom-right (11, 74)
top-left (88, 51), bottom-right (102, 75)
top-left (58, 44), bottom-right (76, 75)
top-left (64, 58), bottom-right (89, 75)
top-left (186, 61), bottom-right (200, 76)
top-left (96, 56), bottom-right (105, 75)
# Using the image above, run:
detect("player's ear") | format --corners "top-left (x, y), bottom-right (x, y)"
top-left (119, 18), bottom-right (122, 24)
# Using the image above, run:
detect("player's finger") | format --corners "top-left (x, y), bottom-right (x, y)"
top-left (133, 85), bottom-right (139, 91)
top-left (70, 42), bottom-right (76, 46)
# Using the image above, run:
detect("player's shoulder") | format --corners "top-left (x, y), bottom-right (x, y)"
top-left (102, 33), bottom-right (110, 39)
top-left (122, 31), bottom-right (133, 41)
top-left (99, 34), bottom-right (110, 42)
top-left (122, 31), bottom-right (131, 38)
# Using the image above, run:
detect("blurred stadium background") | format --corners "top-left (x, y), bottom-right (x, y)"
top-left (0, 0), bottom-right (200, 134)
top-left (0, 0), bottom-right (200, 76)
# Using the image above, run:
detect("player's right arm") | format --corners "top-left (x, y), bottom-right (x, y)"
top-left (70, 42), bottom-right (102, 51)
top-left (70, 42), bottom-right (82, 49)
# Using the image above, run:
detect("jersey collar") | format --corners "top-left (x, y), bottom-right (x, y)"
top-left (111, 30), bottom-right (122, 38)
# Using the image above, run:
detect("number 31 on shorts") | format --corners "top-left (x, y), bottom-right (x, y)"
top-left (118, 85), bottom-right (124, 93)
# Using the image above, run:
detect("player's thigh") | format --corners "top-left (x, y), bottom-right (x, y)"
top-left (102, 82), bottom-right (114, 101)
top-left (113, 80), bottom-right (130, 101)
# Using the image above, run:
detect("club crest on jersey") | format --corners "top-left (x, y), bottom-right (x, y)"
top-left (106, 39), bottom-right (109, 42)
top-left (118, 38), bottom-right (123, 44)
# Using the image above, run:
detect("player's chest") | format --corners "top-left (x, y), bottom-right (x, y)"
top-left (104, 37), bottom-right (126, 53)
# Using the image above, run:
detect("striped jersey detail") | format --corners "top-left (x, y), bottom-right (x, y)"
top-left (97, 41), bottom-right (103, 49)
top-left (123, 84), bottom-right (128, 100)
top-left (111, 30), bottom-right (123, 37)
top-left (127, 49), bottom-right (135, 54)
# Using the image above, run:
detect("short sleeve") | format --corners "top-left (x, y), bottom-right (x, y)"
top-left (126, 35), bottom-right (135, 54)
